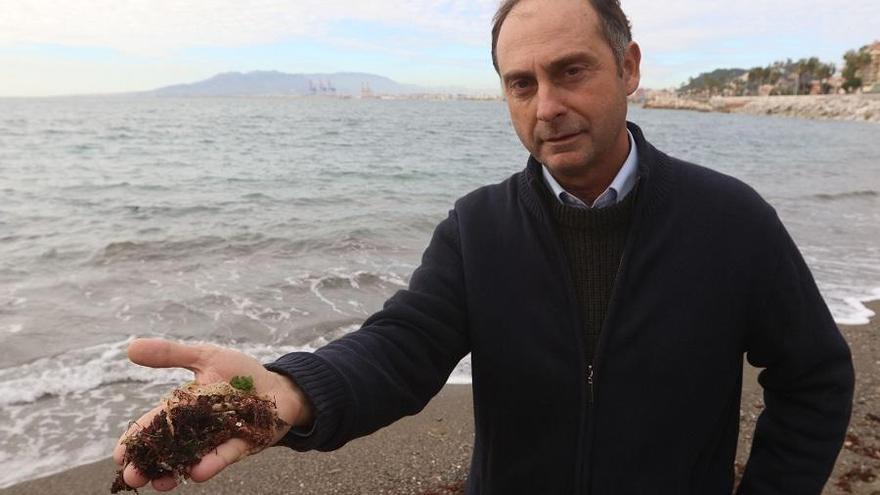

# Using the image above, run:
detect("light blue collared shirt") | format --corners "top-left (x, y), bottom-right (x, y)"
top-left (541, 129), bottom-right (638, 209)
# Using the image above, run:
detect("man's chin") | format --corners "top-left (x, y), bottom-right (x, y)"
top-left (538, 152), bottom-right (592, 175)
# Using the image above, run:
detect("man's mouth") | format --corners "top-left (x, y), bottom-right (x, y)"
top-left (543, 131), bottom-right (582, 144)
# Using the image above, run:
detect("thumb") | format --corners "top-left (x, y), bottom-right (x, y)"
top-left (128, 338), bottom-right (204, 372)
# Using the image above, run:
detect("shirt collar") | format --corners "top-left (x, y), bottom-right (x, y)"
top-left (541, 128), bottom-right (639, 209)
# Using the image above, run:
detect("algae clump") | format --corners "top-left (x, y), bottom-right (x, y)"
top-left (111, 376), bottom-right (286, 493)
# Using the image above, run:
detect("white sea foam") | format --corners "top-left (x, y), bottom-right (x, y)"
top-left (830, 287), bottom-right (880, 326)
top-left (309, 276), bottom-right (346, 315)
top-left (0, 338), bottom-right (320, 408)
top-left (0, 436), bottom-right (112, 489)
top-left (448, 354), bottom-right (473, 385)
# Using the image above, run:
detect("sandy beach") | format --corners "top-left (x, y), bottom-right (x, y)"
top-left (2, 301), bottom-right (878, 495)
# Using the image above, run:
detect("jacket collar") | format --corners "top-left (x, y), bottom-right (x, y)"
top-left (519, 121), bottom-right (671, 223)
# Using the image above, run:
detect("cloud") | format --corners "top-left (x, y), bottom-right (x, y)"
top-left (627, 0), bottom-right (879, 46)
top-left (1, 0), bottom-right (877, 93)
top-left (623, 0), bottom-right (880, 87)
top-left (3, 0), bottom-right (875, 61)
top-left (0, 0), bottom-right (498, 56)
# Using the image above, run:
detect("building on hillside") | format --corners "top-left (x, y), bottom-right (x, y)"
top-left (826, 76), bottom-right (845, 94)
top-left (758, 84), bottom-right (775, 97)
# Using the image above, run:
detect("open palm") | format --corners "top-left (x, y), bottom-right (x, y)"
top-left (112, 339), bottom-right (309, 492)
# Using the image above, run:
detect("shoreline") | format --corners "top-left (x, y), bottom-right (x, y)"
top-left (642, 94), bottom-right (880, 123)
top-left (0, 385), bottom-right (475, 495)
top-left (3, 301), bottom-right (879, 495)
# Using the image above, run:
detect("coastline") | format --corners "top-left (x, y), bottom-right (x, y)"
top-left (3, 301), bottom-right (878, 495)
top-left (643, 94), bottom-right (880, 123)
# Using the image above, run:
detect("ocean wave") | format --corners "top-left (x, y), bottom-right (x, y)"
top-left (60, 181), bottom-right (131, 192)
top-left (307, 271), bottom-right (407, 291)
top-left (91, 237), bottom-right (227, 264)
top-left (0, 333), bottom-right (472, 409)
top-left (105, 133), bottom-right (136, 141)
top-left (88, 228), bottom-right (399, 265)
top-left (121, 204), bottom-right (223, 217)
top-left (240, 192), bottom-right (276, 201)
top-left (812, 190), bottom-right (878, 201)
top-left (0, 338), bottom-right (320, 407)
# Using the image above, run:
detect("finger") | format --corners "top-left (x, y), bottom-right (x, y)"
top-left (128, 338), bottom-right (204, 371)
top-left (113, 406), bottom-right (163, 465)
top-left (123, 463), bottom-right (150, 489)
top-left (189, 438), bottom-right (251, 483)
top-left (152, 476), bottom-right (179, 491)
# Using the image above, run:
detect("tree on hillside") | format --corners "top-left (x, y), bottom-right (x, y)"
top-left (774, 59), bottom-right (799, 95)
top-left (793, 57), bottom-right (835, 95)
top-left (679, 68), bottom-right (747, 96)
top-left (747, 66), bottom-right (782, 93)
top-left (842, 46), bottom-right (873, 93)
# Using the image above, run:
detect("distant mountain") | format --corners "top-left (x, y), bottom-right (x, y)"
top-left (149, 70), bottom-right (426, 97)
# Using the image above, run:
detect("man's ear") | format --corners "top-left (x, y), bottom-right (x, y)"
top-left (623, 41), bottom-right (641, 96)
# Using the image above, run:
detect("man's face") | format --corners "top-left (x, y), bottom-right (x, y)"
top-left (496, 0), bottom-right (640, 177)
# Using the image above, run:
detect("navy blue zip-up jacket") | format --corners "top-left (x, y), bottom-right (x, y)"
top-left (267, 123), bottom-right (854, 494)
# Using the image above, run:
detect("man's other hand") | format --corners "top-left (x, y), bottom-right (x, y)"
top-left (112, 338), bottom-right (313, 492)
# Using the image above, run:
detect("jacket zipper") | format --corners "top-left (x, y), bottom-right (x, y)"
top-left (587, 364), bottom-right (594, 404)
top-left (588, 245), bottom-right (631, 404)
top-left (540, 193), bottom-right (590, 495)
top-left (531, 169), bottom-right (644, 494)
top-left (556, 242), bottom-right (589, 494)
top-left (581, 178), bottom-right (644, 492)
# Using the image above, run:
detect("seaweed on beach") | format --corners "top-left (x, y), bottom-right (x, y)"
top-left (111, 378), bottom-right (287, 493)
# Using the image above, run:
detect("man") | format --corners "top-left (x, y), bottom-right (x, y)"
top-left (115, 0), bottom-right (854, 493)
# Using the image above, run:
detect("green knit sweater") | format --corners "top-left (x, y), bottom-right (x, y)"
top-left (540, 182), bottom-right (638, 365)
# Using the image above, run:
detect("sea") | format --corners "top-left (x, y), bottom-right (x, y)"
top-left (0, 97), bottom-right (878, 488)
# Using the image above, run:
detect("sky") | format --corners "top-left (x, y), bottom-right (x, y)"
top-left (0, 0), bottom-right (878, 97)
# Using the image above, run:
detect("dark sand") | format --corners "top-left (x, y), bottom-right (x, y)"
top-left (737, 300), bottom-right (880, 495)
top-left (3, 301), bottom-right (878, 494)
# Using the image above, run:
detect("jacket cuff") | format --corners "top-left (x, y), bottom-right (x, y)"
top-left (264, 352), bottom-right (350, 451)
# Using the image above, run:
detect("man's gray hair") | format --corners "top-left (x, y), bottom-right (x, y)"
top-left (491, 0), bottom-right (633, 74)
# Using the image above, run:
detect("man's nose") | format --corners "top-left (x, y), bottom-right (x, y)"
top-left (535, 84), bottom-right (567, 122)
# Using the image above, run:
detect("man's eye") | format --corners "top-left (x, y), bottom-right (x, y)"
top-left (566, 67), bottom-right (583, 77)
top-left (511, 80), bottom-right (531, 90)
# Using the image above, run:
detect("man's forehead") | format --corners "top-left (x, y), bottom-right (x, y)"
top-left (496, 0), bottom-right (603, 71)
top-left (502, 0), bottom-right (598, 30)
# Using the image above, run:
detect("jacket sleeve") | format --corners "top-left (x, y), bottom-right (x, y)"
top-left (265, 210), bottom-right (470, 451)
top-left (737, 218), bottom-right (854, 494)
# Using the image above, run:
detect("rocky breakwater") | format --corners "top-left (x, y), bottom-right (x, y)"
top-left (643, 94), bottom-right (880, 123)
top-left (643, 95), bottom-right (714, 112)
top-left (721, 95), bottom-right (880, 123)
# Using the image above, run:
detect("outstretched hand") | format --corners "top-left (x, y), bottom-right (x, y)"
top-left (112, 338), bottom-right (312, 492)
